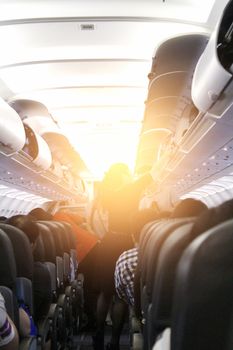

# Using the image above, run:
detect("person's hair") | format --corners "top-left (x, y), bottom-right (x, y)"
top-left (103, 163), bottom-right (131, 189)
top-left (29, 208), bottom-right (53, 221)
top-left (191, 198), bottom-right (233, 238)
top-left (171, 198), bottom-right (208, 218)
top-left (5, 215), bottom-right (39, 244)
top-left (130, 208), bottom-right (160, 242)
top-left (98, 163), bottom-right (132, 209)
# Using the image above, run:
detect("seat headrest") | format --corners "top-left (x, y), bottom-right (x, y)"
top-left (0, 229), bottom-right (17, 289)
top-left (36, 223), bottom-right (56, 263)
top-left (0, 224), bottom-right (33, 280)
top-left (38, 221), bottom-right (63, 257)
top-left (33, 235), bottom-right (45, 262)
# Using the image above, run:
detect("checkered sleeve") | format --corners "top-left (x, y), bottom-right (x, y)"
top-left (115, 248), bottom-right (138, 305)
top-left (0, 293), bottom-right (15, 346)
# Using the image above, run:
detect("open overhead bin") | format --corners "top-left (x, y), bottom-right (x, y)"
top-left (10, 99), bottom-right (51, 120)
top-left (11, 99), bottom-right (89, 175)
top-left (14, 124), bottom-right (52, 171)
top-left (0, 97), bottom-right (25, 155)
top-left (42, 132), bottom-right (89, 175)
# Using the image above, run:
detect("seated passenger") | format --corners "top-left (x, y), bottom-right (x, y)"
top-left (29, 207), bottom-right (99, 263)
top-left (53, 209), bottom-right (99, 263)
top-left (170, 198), bottom-right (208, 218)
top-left (29, 208), bottom-right (53, 221)
top-left (0, 292), bottom-right (19, 349)
top-left (191, 198), bottom-right (233, 237)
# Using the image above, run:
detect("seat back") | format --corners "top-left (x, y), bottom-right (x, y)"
top-left (0, 223), bottom-right (33, 280)
top-left (0, 229), bottom-right (19, 328)
top-left (0, 223), bottom-right (34, 314)
top-left (148, 222), bottom-right (194, 347)
top-left (142, 218), bottom-right (193, 312)
top-left (36, 223), bottom-right (56, 264)
top-left (171, 219), bottom-right (233, 350)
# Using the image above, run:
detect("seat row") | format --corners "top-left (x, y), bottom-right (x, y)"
top-left (0, 218), bottom-right (84, 350)
top-left (132, 208), bottom-right (233, 350)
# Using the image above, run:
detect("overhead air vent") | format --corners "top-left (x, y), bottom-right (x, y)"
top-left (80, 24), bottom-right (95, 31)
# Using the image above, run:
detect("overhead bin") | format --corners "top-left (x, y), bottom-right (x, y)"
top-left (0, 100), bottom-right (86, 201)
top-left (42, 132), bottom-right (89, 174)
top-left (147, 71), bottom-right (189, 104)
top-left (143, 97), bottom-right (183, 133)
top-left (135, 129), bottom-right (171, 174)
top-left (0, 97), bottom-right (25, 155)
top-left (137, 34), bottom-right (208, 173)
top-left (11, 99), bottom-right (60, 134)
top-left (17, 124), bottom-right (52, 171)
top-left (192, 0), bottom-right (233, 112)
top-left (32, 130), bottom-right (52, 170)
top-left (135, 148), bottom-right (157, 175)
top-left (148, 34), bottom-right (209, 81)
top-left (10, 99), bottom-right (51, 119)
top-left (139, 129), bottom-right (172, 150)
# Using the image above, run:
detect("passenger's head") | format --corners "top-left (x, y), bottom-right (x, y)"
top-left (5, 214), bottom-right (40, 245)
top-left (130, 208), bottom-right (160, 244)
top-left (171, 198), bottom-right (208, 218)
top-left (29, 207), bottom-right (53, 221)
top-left (191, 198), bottom-right (233, 238)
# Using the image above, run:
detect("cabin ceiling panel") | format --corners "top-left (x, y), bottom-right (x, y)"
top-left (0, 0), bottom-right (217, 24)
top-left (0, 21), bottom-right (208, 68)
top-left (10, 87), bottom-right (147, 110)
top-left (0, 61), bottom-right (150, 93)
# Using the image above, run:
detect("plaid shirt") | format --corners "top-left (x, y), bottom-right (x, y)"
top-left (0, 293), bottom-right (14, 346)
top-left (114, 247), bottom-right (138, 306)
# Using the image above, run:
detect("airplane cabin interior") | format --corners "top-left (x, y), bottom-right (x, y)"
top-left (0, 1), bottom-right (232, 350)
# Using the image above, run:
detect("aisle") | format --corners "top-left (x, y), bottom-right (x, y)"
top-left (74, 323), bottom-right (130, 350)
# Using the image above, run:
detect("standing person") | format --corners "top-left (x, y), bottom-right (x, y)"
top-left (0, 292), bottom-right (19, 349)
top-left (92, 161), bottom-right (161, 350)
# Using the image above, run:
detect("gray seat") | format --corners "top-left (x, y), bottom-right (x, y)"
top-left (171, 218), bottom-right (233, 350)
